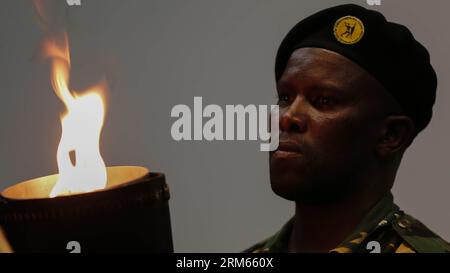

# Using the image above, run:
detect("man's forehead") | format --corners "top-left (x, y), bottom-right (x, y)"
top-left (279, 47), bottom-right (365, 86)
top-left (286, 48), bottom-right (360, 71)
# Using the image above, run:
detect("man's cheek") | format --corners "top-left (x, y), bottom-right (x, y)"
top-left (310, 129), bottom-right (360, 164)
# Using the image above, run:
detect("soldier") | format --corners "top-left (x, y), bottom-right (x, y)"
top-left (246, 4), bottom-right (450, 253)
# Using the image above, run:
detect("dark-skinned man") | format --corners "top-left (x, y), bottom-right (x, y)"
top-left (246, 4), bottom-right (450, 253)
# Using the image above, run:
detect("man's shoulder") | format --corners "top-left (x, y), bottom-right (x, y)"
top-left (243, 219), bottom-right (294, 253)
top-left (243, 235), bottom-right (277, 253)
top-left (390, 211), bottom-right (450, 253)
top-left (243, 212), bottom-right (450, 253)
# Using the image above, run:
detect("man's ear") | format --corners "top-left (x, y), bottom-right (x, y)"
top-left (376, 115), bottom-right (415, 158)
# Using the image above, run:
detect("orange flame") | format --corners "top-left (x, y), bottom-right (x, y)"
top-left (43, 34), bottom-right (107, 197)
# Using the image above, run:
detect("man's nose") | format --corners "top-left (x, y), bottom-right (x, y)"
top-left (279, 97), bottom-right (307, 133)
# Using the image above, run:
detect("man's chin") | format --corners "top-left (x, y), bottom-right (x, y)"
top-left (270, 175), bottom-right (311, 202)
top-left (270, 182), bottom-right (298, 201)
top-left (270, 176), bottom-right (350, 205)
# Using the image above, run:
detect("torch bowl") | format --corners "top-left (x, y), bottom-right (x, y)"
top-left (0, 166), bottom-right (173, 253)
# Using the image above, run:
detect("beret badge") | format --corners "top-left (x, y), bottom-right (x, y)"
top-left (333, 16), bottom-right (365, 45)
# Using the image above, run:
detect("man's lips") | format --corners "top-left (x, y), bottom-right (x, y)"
top-left (273, 141), bottom-right (303, 158)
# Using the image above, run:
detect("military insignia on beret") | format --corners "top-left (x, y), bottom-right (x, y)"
top-left (333, 15), bottom-right (365, 45)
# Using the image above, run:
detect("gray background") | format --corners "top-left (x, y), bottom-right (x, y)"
top-left (0, 0), bottom-right (449, 252)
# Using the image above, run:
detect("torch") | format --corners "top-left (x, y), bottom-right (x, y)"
top-left (0, 8), bottom-right (173, 252)
top-left (0, 167), bottom-right (173, 253)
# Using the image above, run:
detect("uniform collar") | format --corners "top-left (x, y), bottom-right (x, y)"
top-left (329, 192), bottom-right (399, 253)
top-left (261, 192), bottom-right (398, 253)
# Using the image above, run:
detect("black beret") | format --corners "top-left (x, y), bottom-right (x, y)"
top-left (275, 4), bottom-right (437, 134)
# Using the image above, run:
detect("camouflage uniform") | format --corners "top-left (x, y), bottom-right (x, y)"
top-left (245, 193), bottom-right (450, 253)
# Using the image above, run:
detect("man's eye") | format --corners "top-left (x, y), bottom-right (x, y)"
top-left (316, 96), bottom-right (334, 106)
top-left (278, 94), bottom-right (290, 103)
top-left (319, 97), bottom-right (331, 105)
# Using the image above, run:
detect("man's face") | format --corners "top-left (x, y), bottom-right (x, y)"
top-left (270, 48), bottom-right (392, 204)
